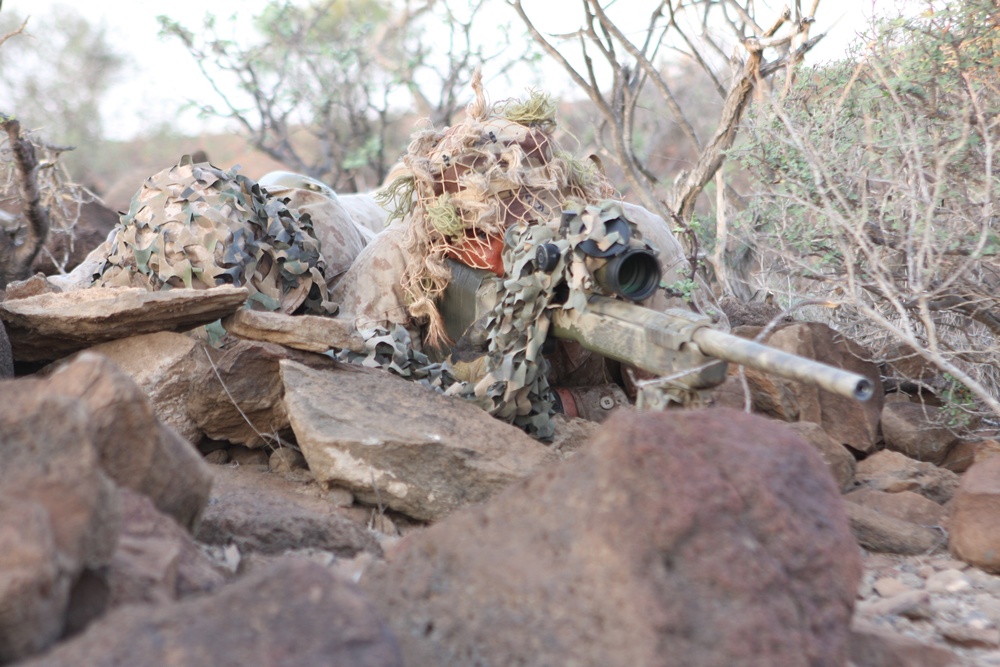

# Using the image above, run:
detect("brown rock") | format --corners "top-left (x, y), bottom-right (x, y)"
top-left (0, 285), bottom-right (247, 362)
top-left (0, 390), bottom-right (120, 570)
top-left (0, 318), bottom-right (11, 378)
top-left (0, 500), bottom-right (71, 662)
top-left (19, 560), bottom-right (403, 667)
top-left (108, 489), bottom-right (227, 602)
top-left (64, 487), bottom-right (233, 634)
top-left (87, 332), bottom-right (210, 443)
top-left (844, 502), bottom-right (944, 555)
top-left (222, 308), bottom-right (366, 354)
top-left (940, 438), bottom-right (1000, 474)
top-left (786, 421), bottom-right (856, 491)
top-left (881, 401), bottom-right (956, 465)
top-left (362, 409), bottom-right (861, 667)
top-left (855, 450), bottom-right (960, 505)
top-left (196, 465), bottom-right (381, 558)
top-left (2, 273), bottom-right (59, 300)
top-left (849, 619), bottom-right (959, 667)
top-left (949, 456), bottom-right (1000, 572)
top-left (282, 359), bottom-right (556, 521)
top-left (0, 390), bottom-right (121, 662)
top-left (738, 322), bottom-right (883, 452)
top-left (844, 489), bottom-right (948, 527)
top-left (186, 339), bottom-right (343, 448)
top-left (46, 353), bottom-right (213, 531)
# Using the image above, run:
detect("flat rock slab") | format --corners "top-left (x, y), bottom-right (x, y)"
top-left (223, 309), bottom-right (366, 354)
top-left (280, 360), bottom-right (557, 522)
top-left (0, 285), bottom-right (248, 361)
top-left (196, 465), bottom-right (382, 558)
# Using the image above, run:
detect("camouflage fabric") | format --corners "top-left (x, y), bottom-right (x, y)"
top-left (335, 201), bottom-right (661, 439)
top-left (94, 158), bottom-right (334, 315)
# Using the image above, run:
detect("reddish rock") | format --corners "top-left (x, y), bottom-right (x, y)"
top-left (844, 489), bottom-right (948, 527)
top-left (786, 420), bottom-right (857, 491)
top-left (362, 409), bottom-right (861, 667)
top-left (195, 465), bottom-right (381, 559)
top-left (19, 560), bottom-right (403, 667)
top-left (0, 390), bottom-right (120, 662)
top-left (65, 488), bottom-right (232, 636)
top-left (186, 339), bottom-right (343, 448)
top-left (855, 450), bottom-right (959, 505)
top-left (46, 353), bottom-right (213, 531)
top-left (940, 438), bottom-right (1000, 474)
top-left (949, 457), bottom-right (1000, 572)
top-left (881, 401), bottom-right (956, 465)
top-left (0, 500), bottom-right (70, 662)
top-left (738, 322), bottom-right (883, 453)
top-left (108, 489), bottom-right (228, 602)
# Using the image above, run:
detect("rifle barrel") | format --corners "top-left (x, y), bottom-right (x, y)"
top-left (692, 326), bottom-right (875, 401)
top-left (551, 296), bottom-right (875, 401)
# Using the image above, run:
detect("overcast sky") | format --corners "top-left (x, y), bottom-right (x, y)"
top-left (5, 0), bottom-right (879, 140)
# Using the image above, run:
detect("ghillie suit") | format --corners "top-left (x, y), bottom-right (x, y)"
top-left (334, 73), bottom-right (685, 438)
top-left (93, 157), bottom-right (334, 315)
top-left (378, 73), bottom-right (617, 347)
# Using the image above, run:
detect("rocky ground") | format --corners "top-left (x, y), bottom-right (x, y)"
top-left (1, 283), bottom-right (1000, 665)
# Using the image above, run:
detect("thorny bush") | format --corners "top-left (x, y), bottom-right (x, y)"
top-left (734, 0), bottom-right (1000, 429)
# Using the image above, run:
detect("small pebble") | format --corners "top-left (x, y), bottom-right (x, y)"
top-left (874, 577), bottom-right (915, 598)
top-left (926, 569), bottom-right (971, 594)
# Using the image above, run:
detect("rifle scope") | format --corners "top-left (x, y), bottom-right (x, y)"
top-left (593, 247), bottom-right (661, 302)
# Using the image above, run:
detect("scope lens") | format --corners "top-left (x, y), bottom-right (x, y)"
top-left (596, 248), bottom-right (661, 301)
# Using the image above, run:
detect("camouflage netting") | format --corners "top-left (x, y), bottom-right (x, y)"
top-left (378, 70), bottom-right (616, 346)
top-left (95, 157), bottom-right (331, 315)
top-left (337, 201), bottom-right (655, 439)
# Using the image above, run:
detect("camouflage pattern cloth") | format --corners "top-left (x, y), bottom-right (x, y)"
top-left (91, 158), bottom-right (344, 315)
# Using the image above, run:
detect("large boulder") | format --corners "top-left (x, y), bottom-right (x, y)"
top-left (362, 409), bottom-right (862, 667)
top-left (881, 401), bottom-right (957, 465)
top-left (948, 456), bottom-right (1000, 572)
top-left (87, 332), bottom-right (210, 444)
top-left (19, 560), bottom-right (403, 667)
top-left (281, 359), bottom-right (557, 521)
top-left (0, 390), bottom-right (120, 662)
top-left (45, 353), bottom-right (213, 531)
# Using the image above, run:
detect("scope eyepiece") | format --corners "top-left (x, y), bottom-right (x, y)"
top-left (594, 247), bottom-right (661, 302)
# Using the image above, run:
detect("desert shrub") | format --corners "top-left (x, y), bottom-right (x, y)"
top-left (735, 0), bottom-right (1000, 425)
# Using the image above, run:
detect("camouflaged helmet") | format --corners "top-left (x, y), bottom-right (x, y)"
top-left (95, 157), bottom-right (330, 314)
